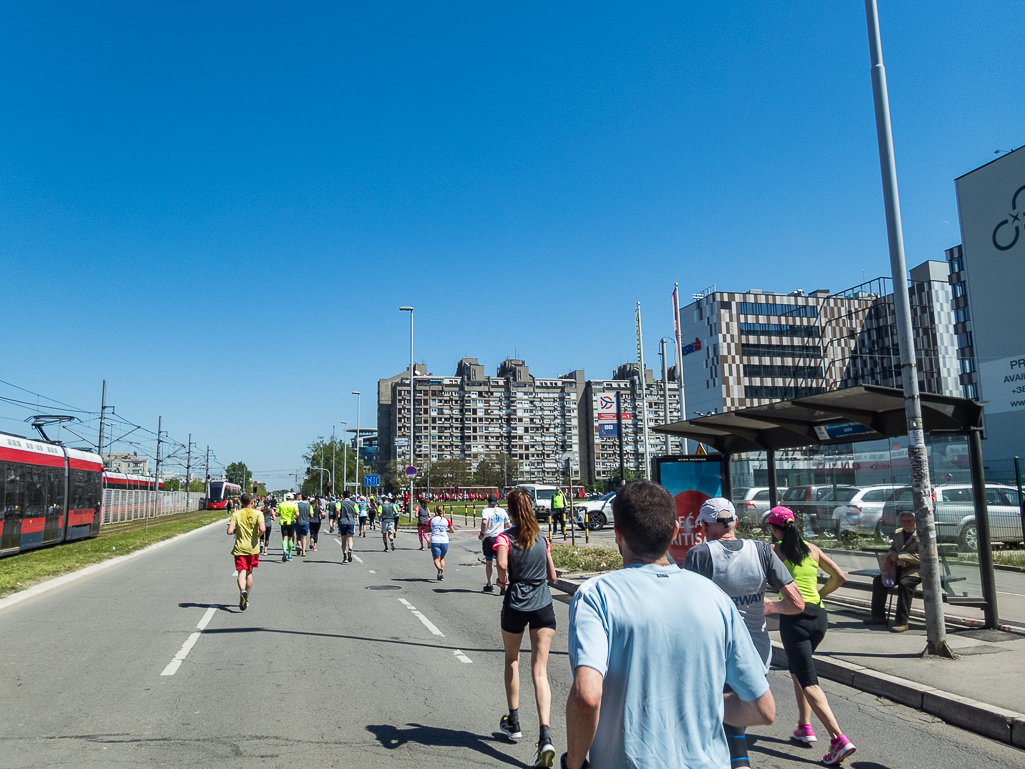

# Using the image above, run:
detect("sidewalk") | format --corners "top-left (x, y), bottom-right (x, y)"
top-left (552, 573), bottom-right (1025, 750)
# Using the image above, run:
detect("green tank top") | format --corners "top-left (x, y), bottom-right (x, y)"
top-left (784, 554), bottom-right (822, 606)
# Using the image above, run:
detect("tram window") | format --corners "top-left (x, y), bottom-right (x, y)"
top-left (25, 466), bottom-right (46, 515)
top-left (46, 466), bottom-right (64, 513)
top-left (4, 462), bottom-right (25, 518)
top-left (70, 469), bottom-right (100, 512)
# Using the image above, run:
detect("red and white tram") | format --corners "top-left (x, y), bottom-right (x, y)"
top-left (1, 431), bottom-right (103, 557)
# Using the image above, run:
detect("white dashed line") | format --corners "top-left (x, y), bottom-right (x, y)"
top-left (397, 597), bottom-right (445, 637)
top-left (453, 650), bottom-right (473, 664)
top-left (161, 607), bottom-right (219, 676)
top-left (352, 554), bottom-right (364, 563)
top-left (368, 570), bottom-right (376, 574)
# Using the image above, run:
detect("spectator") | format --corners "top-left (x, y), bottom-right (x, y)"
top-left (865, 511), bottom-right (920, 632)
top-left (565, 481), bottom-right (774, 769)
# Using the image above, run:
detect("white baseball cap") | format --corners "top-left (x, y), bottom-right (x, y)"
top-left (697, 497), bottom-right (736, 524)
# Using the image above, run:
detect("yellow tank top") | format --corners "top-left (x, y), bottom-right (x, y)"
top-left (785, 554), bottom-right (821, 606)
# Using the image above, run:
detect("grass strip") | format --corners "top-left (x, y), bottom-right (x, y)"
top-left (0, 509), bottom-right (227, 598)
top-left (551, 543), bottom-right (622, 573)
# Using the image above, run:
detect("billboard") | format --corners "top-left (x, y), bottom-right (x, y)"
top-left (654, 455), bottom-right (725, 564)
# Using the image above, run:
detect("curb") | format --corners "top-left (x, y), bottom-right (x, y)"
top-left (0, 518), bottom-right (228, 614)
top-left (552, 573), bottom-right (1025, 749)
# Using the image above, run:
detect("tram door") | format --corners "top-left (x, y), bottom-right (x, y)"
top-left (43, 466), bottom-right (63, 543)
top-left (1, 461), bottom-right (24, 553)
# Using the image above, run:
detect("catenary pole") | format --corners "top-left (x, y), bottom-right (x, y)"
top-left (185, 434), bottom-right (192, 507)
top-left (672, 284), bottom-right (689, 454)
top-left (340, 421), bottom-right (347, 494)
top-left (353, 391), bottom-right (362, 496)
top-left (149, 416), bottom-right (161, 531)
top-left (659, 338), bottom-right (671, 457)
top-left (97, 380), bottom-right (107, 458)
top-left (864, 0), bottom-right (950, 657)
top-left (204, 446), bottom-right (210, 504)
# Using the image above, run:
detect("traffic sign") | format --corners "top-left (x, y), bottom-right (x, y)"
top-left (405, 465), bottom-right (417, 477)
top-left (364, 474), bottom-right (381, 487)
top-left (395, 438), bottom-right (409, 446)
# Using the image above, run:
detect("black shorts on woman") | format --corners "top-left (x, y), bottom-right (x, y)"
top-left (498, 526), bottom-right (556, 634)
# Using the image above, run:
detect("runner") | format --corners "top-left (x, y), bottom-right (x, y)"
top-left (277, 493), bottom-right (298, 562)
top-left (310, 496), bottom-right (323, 551)
top-left (337, 491), bottom-right (357, 563)
top-left (328, 495), bottom-right (337, 534)
top-left (379, 494), bottom-right (398, 551)
top-left (295, 493), bottom-right (312, 557)
top-left (429, 505), bottom-right (455, 580)
top-left (683, 497), bottom-right (805, 769)
top-left (766, 506), bottom-right (855, 765)
top-left (259, 499), bottom-right (275, 555)
top-left (495, 488), bottom-right (558, 768)
top-left (368, 495), bottom-right (379, 531)
top-left (415, 496), bottom-right (432, 551)
top-left (479, 493), bottom-right (511, 593)
top-left (358, 496), bottom-right (370, 538)
top-left (227, 492), bottom-right (265, 611)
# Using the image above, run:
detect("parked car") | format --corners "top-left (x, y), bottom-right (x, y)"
top-left (574, 491), bottom-right (615, 530)
top-left (829, 485), bottom-right (899, 537)
top-left (879, 483), bottom-right (1024, 549)
top-left (734, 487), bottom-right (772, 525)
top-left (773, 484), bottom-right (860, 534)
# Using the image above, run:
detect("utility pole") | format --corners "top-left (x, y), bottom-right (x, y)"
top-left (148, 416), bottom-right (162, 531)
top-left (97, 380), bottom-right (107, 459)
top-left (659, 338), bottom-right (672, 456)
top-left (635, 303), bottom-right (651, 480)
top-left (865, 0), bottom-right (949, 656)
top-left (332, 425), bottom-right (336, 496)
top-left (185, 434), bottom-right (192, 506)
top-left (672, 284), bottom-right (690, 454)
top-left (205, 446), bottom-right (210, 503)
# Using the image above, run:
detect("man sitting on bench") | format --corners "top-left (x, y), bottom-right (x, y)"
top-left (865, 511), bottom-right (920, 633)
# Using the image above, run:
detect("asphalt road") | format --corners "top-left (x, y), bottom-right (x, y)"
top-left (1, 522), bottom-right (1023, 768)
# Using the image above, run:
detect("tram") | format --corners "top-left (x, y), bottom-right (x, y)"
top-left (206, 480), bottom-right (241, 510)
top-left (1, 431), bottom-right (103, 557)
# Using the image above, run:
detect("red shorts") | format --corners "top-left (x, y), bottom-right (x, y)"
top-left (234, 553), bottom-right (260, 571)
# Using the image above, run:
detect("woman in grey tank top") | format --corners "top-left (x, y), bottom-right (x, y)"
top-left (495, 489), bottom-right (558, 767)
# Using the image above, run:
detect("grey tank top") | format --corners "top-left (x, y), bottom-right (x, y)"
top-left (500, 527), bottom-right (552, 612)
top-left (707, 539), bottom-right (771, 672)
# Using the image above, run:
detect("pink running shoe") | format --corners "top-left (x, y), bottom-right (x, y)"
top-left (792, 724), bottom-right (817, 743)
top-left (822, 734), bottom-right (856, 765)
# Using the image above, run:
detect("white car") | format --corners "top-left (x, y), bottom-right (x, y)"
top-left (831, 485), bottom-right (899, 537)
top-left (574, 491), bottom-right (616, 530)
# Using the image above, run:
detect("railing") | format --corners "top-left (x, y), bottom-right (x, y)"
top-left (101, 490), bottom-right (204, 525)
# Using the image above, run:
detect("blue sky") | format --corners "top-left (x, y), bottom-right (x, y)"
top-left (2, 2), bottom-right (1022, 490)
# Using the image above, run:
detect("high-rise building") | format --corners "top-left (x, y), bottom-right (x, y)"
top-left (677, 261), bottom-right (960, 420)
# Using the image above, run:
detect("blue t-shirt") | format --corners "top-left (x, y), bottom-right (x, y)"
top-left (568, 563), bottom-right (770, 769)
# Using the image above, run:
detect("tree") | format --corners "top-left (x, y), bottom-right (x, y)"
top-left (379, 459), bottom-right (405, 495)
top-left (474, 453), bottom-right (521, 488)
top-left (225, 461), bottom-right (250, 486)
top-left (302, 435), bottom-right (363, 496)
top-left (188, 478), bottom-right (206, 493)
top-left (430, 458), bottom-right (472, 488)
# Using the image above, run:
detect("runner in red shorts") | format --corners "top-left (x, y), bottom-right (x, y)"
top-left (227, 492), bottom-right (266, 611)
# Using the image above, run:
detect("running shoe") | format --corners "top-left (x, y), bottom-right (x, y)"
top-left (383, 546), bottom-right (389, 552)
top-left (391, 542), bottom-right (396, 551)
top-left (822, 734), bottom-right (855, 765)
top-left (437, 569), bottom-right (444, 581)
top-left (286, 556), bottom-right (293, 562)
top-left (499, 716), bottom-right (521, 741)
top-left (239, 591), bottom-right (248, 611)
top-left (347, 552), bottom-right (353, 563)
top-left (483, 584), bottom-right (495, 593)
top-left (792, 724), bottom-right (817, 743)
top-left (534, 738), bottom-right (556, 768)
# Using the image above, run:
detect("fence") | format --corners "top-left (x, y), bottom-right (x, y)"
top-left (102, 489), bottom-right (204, 525)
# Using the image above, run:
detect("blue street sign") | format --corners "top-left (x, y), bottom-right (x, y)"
top-left (364, 474), bottom-right (381, 487)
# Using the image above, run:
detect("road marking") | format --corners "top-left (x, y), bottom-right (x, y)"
top-left (352, 554), bottom-right (364, 563)
top-left (368, 570), bottom-right (377, 574)
top-left (397, 597), bottom-right (445, 637)
top-left (997, 591), bottom-right (1025, 597)
top-left (453, 650), bottom-right (472, 664)
top-left (161, 607), bottom-right (220, 676)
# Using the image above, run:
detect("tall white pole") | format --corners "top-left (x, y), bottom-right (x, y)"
top-left (672, 284), bottom-right (689, 454)
top-left (660, 338), bottom-right (672, 456)
top-left (340, 421), bottom-right (347, 494)
top-left (331, 425), bottom-right (335, 495)
top-left (635, 304), bottom-right (651, 480)
top-left (353, 391), bottom-right (361, 496)
top-left (400, 307), bottom-right (414, 508)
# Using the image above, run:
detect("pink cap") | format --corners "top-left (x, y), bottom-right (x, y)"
top-left (765, 506), bottom-right (795, 528)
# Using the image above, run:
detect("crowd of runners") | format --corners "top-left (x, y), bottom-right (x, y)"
top-left (227, 481), bottom-right (858, 769)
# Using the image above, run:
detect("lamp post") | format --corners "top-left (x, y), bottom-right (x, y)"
top-left (352, 391), bottom-right (361, 496)
top-left (400, 306), bottom-right (414, 511)
top-left (340, 421), bottom-right (347, 495)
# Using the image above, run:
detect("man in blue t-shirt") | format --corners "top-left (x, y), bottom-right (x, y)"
top-left (565, 481), bottom-right (775, 769)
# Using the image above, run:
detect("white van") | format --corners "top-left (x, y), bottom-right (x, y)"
top-left (515, 484), bottom-right (560, 520)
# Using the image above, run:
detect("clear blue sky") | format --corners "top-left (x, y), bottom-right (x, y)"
top-left (2, 2), bottom-right (1021, 490)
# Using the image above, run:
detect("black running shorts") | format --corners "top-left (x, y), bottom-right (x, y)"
top-left (482, 535), bottom-right (498, 560)
top-left (500, 601), bottom-right (557, 634)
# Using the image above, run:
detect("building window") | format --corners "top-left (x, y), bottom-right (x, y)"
top-left (744, 385), bottom-right (825, 400)
top-left (739, 323), bottom-right (821, 338)
top-left (741, 343), bottom-right (823, 359)
top-left (954, 306), bottom-right (970, 323)
top-left (959, 357), bottom-right (976, 374)
top-left (952, 282), bottom-right (967, 299)
top-left (962, 383), bottom-right (978, 400)
top-left (949, 256), bottom-right (964, 273)
top-left (737, 302), bottom-right (818, 318)
top-left (744, 364), bottom-right (824, 379)
top-left (957, 332), bottom-right (973, 349)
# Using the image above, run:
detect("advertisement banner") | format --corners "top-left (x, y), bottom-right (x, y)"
top-left (654, 456), bottom-right (724, 564)
top-left (599, 423), bottom-right (618, 439)
top-left (979, 354), bottom-right (1025, 414)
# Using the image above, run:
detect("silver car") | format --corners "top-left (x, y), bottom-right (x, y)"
top-left (830, 485), bottom-right (899, 537)
top-left (734, 487), bottom-right (772, 525)
top-left (574, 491), bottom-right (615, 530)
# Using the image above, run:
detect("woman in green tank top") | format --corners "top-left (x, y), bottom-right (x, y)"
top-left (766, 506), bottom-right (856, 766)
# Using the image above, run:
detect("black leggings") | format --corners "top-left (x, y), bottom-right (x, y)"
top-left (310, 521), bottom-right (321, 544)
top-left (261, 525), bottom-right (273, 547)
top-left (778, 604), bottom-right (827, 688)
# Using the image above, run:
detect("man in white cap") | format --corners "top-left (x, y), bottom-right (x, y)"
top-left (683, 497), bottom-right (805, 768)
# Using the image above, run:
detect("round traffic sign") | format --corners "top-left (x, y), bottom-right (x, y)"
top-left (405, 465), bottom-right (418, 477)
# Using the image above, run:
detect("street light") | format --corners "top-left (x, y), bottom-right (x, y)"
top-left (352, 391), bottom-right (361, 496)
top-left (400, 306), bottom-right (414, 510)
top-left (340, 421), bottom-right (347, 495)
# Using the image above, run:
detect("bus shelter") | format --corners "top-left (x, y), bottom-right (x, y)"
top-left (651, 385), bottom-right (1001, 629)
